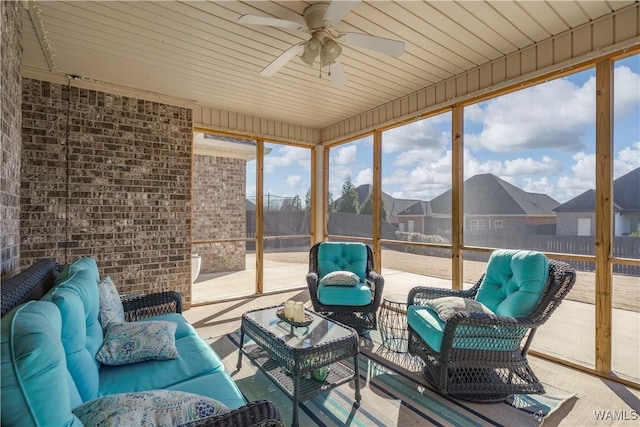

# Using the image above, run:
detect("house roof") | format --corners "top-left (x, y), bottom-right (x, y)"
top-left (554, 167), bottom-right (640, 213)
top-left (348, 174), bottom-right (559, 217)
top-left (430, 173), bottom-right (559, 216)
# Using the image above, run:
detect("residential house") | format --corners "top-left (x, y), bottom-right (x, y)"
top-left (555, 167), bottom-right (640, 236)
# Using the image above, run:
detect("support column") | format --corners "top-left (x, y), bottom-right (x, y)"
top-left (595, 59), bottom-right (613, 374)
top-left (451, 106), bottom-right (464, 290)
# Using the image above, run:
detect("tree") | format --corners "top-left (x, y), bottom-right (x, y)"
top-left (359, 192), bottom-right (387, 220)
top-left (304, 188), bottom-right (312, 212)
top-left (280, 195), bottom-right (302, 212)
top-left (336, 175), bottom-right (359, 213)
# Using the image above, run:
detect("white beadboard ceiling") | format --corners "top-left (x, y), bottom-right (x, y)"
top-left (21, 0), bottom-right (635, 130)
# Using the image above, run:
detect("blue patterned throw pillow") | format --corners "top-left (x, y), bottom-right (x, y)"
top-left (72, 390), bottom-right (230, 427)
top-left (320, 270), bottom-right (360, 286)
top-left (98, 276), bottom-right (124, 330)
top-left (96, 320), bottom-right (178, 366)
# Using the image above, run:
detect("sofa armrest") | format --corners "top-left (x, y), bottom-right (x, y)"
top-left (121, 291), bottom-right (182, 321)
top-left (202, 399), bottom-right (284, 427)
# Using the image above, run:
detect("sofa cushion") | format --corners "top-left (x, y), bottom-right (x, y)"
top-left (407, 305), bottom-right (446, 352)
top-left (99, 333), bottom-right (225, 395)
top-left (317, 242), bottom-right (367, 280)
top-left (318, 281), bottom-right (372, 306)
top-left (44, 267), bottom-right (103, 402)
top-left (1, 301), bottom-right (83, 427)
top-left (56, 256), bottom-right (101, 288)
top-left (475, 250), bottom-right (549, 318)
top-left (167, 371), bottom-right (247, 410)
top-left (72, 390), bottom-right (230, 427)
top-left (98, 276), bottom-right (124, 330)
top-left (142, 312), bottom-right (198, 339)
top-left (97, 321), bottom-right (179, 366)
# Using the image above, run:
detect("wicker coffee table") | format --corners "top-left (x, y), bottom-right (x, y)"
top-left (237, 305), bottom-right (361, 427)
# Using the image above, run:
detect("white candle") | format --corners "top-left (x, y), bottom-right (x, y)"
top-left (284, 300), bottom-right (294, 319)
top-left (293, 301), bottom-right (304, 322)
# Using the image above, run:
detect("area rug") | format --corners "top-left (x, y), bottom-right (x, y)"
top-left (209, 331), bottom-right (576, 426)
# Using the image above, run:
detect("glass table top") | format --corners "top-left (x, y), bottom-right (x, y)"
top-left (243, 306), bottom-right (355, 350)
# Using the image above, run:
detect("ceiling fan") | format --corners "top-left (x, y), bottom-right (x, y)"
top-left (238, 0), bottom-right (405, 88)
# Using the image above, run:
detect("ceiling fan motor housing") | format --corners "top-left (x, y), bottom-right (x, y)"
top-left (303, 3), bottom-right (332, 30)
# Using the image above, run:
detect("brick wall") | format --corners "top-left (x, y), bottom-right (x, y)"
top-left (1, 0), bottom-right (23, 277)
top-left (192, 154), bottom-right (246, 273)
top-left (21, 79), bottom-right (194, 306)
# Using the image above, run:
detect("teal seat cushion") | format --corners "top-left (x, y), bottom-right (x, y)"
top-left (167, 371), bottom-right (247, 410)
top-left (318, 281), bottom-right (372, 306)
top-left (408, 304), bottom-right (518, 353)
top-left (1, 301), bottom-right (83, 427)
top-left (317, 242), bottom-right (367, 280)
top-left (99, 333), bottom-right (225, 395)
top-left (44, 267), bottom-right (103, 402)
top-left (475, 250), bottom-right (549, 318)
top-left (142, 312), bottom-right (199, 340)
top-left (407, 305), bottom-right (445, 352)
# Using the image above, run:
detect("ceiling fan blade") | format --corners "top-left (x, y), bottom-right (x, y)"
top-left (322, 0), bottom-right (360, 27)
top-left (238, 14), bottom-right (306, 32)
top-left (325, 59), bottom-right (347, 88)
top-left (342, 32), bottom-right (405, 57)
top-left (260, 43), bottom-right (305, 77)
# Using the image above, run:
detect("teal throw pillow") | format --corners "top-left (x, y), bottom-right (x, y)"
top-left (96, 321), bottom-right (178, 366)
top-left (424, 296), bottom-right (494, 321)
top-left (320, 271), bottom-right (360, 286)
top-left (98, 276), bottom-right (124, 330)
top-left (72, 390), bottom-right (230, 427)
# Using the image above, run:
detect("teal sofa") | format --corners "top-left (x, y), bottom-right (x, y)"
top-left (1, 257), bottom-right (282, 426)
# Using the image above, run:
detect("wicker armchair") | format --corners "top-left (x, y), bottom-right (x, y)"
top-left (407, 252), bottom-right (576, 402)
top-left (306, 242), bottom-right (384, 333)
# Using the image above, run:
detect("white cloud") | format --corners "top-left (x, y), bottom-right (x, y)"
top-left (263, 145), bottom-right (310, 172)
top-left (354, 168), bottom-right (372, 186)
top-left (614, 65), bottom-right (640, 119)
top-left (383, 118), bottom-right (445, 154)
top-left (614, 141), bottom-right (640, 178)
top-left (466, 78), bottom-right (593, 153)
top-left (334, 145), bottom-right (357, 164)
top-left (285, 175), bottom-right (301, 189)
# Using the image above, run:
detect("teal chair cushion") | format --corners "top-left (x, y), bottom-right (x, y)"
top-left (317, 281), bottom-right (372, 306)
top-left (44, 267), bottom-right (103, 402)
top-left (407, 305), bottom-right (445, 352)
top-left (407, 305), bottom-right (514, 353)
top-left (1, 301), bottom-right (82, 427)
top-left (475, 250), bottom-right (549, 318)
top-left (317, 242), bottom-right (367, 280)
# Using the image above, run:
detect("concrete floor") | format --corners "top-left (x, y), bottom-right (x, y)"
top-left (184, 291), bottom-right (640, 427)
top-left (191, 254), bottom-right (639, 382)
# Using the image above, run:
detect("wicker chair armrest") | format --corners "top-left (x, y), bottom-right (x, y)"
top-left (408, 286), bottom-right (478, 306)
top-left (439, 311), bottom-right (535, 355)
top-left (366, 271), bottom-right (384, 308)
top-left (201, 399), bottom-right (283, 427)
top-left (121, 291), bottom-right (182, 321)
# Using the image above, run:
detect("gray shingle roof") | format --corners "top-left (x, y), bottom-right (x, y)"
top-left (554, 167), bottom-right (639, 213)
top-left (430, 173), bottom-right (559, 215)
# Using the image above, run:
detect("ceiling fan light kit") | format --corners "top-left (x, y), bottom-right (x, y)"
top-left (239, 0), bottom-right (405, 88)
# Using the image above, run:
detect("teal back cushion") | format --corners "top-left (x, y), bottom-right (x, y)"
top-left (55, 256), bottom-right (101, 286)
top-left (47, 267), bottom-right (103, 402)
top-left (317, 242), bottom-right (367, 280)
top-left (1, 301), bottom-right (82, 427)
top-left (475, 250), bottom-right (549, 318)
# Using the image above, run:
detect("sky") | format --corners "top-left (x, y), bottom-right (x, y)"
top-left (249, 54), bottom-right (639, 205)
